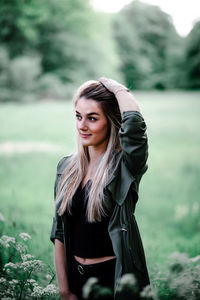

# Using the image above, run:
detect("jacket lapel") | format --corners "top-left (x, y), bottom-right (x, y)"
top-left (107, 158), bottom-right (135, 206)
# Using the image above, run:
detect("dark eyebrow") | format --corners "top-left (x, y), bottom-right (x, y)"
top-left (75, 110), bottom-right (100, 116)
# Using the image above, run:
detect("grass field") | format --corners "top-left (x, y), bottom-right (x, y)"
top-left (0, 90), bottom-right (200, 292)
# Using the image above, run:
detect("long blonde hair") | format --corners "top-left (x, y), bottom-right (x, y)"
top-left (57, 80), bottom-right (122, 222)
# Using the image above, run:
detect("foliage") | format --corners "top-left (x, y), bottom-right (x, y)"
top-left (157, 252), bottom-right (200, 300)
top-left (1, 230), bottom-right (199, 299)
top-left (184, 21), bottom-right (200, 88)
top-left (0, 93), bottom-right (200, 297)
top-left (0, 229), bottom-right (58, 299)
top-left (0, 0), bottom-right (119, 98)
top-left (112, 1), bottom-right (185, 89)
top-left (0, 46), bottom-right (75, 101)
top-left (0, 47), bottom-right (41, 102)
top-left (0, 0), bottom-right (45, 57)
top-left (0, 0), bottom-right (200, 98)
top-left (174, 201), bottom-right (200, 237)
top-left (82, 252), bottom-right (200, 300)
top-left (82, 274), bottom-right (155, 300)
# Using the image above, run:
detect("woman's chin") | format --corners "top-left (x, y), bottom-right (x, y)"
top-left (81, 140), bottom-right (92, 147)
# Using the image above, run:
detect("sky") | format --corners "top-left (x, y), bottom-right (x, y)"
top-left (91, 0), bottom-right (200, 36)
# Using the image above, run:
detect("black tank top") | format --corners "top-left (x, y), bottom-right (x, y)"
top-left (69, 181), bottom-right (114, 258)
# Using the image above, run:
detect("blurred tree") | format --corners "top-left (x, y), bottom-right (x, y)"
top-left (37, 0), bottom-right (120, 83)
top-left (0, 0), bottom-right (44, 57)
top-left (184, 21), bottom-right (200, 89)
top-left (0, 0), bottom-right (119, 83)
top-left (113, 0), bottom-right (184, 89)
top-left (37, 0), bottom-right (94, 81)
top-left (0, 0), bottom-right (120, 100)
top-left (0, 47), bottom-right (42, 102)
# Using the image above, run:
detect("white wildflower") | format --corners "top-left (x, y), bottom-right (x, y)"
top-left (190, 255), bottom-right (200, 263)
top-left (0, 235), bottom-right (16, 248)
top-left (0, 277), bottom-right (6, 284)
top-left (19, 232), bottom-right (31, 241)
top-left (174, 204), bottom-right (189, 220)
top-left (46, 274), bottom-right (52, 280)
top-left (140, 284), bottom-right (157, 299)
top-left (4, 262), bottom-right (18, 270)
top-left (0, 239), bottom-right (9, 248)
top-left (22, 254), bottom-right (35, 261)
top-left (43, 284), bottom-right (58, 296)
top-left (20, 259), bottom-right (44, 272)
top-left (16, 243), bottom-right (26, 253)
top-left (10, 279), bottom-right (19, 285)
top-left (31, 285), bottom-right (44, 297)
top-left (82, 277), bottom-right (99, 299)
top-left (27, 279), bottom-right (38, 287)
top-left (0, 212), bottom-right (5, 222)
top-left (116, 273), bottom-right (137, 293)
top-left (169, 270), bottom-right (195, 298)
top-left (169, 252), bottom-right (190, 264)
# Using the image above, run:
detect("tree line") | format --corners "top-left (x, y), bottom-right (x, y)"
top-left (0, 0), bottom-right (199, 101)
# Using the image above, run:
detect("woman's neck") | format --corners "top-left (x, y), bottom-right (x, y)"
top-left (88, 146), bottom-right (105, 165)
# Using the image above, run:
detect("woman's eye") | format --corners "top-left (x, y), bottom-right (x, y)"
top-left (76, 115), bottom-right (81, 120)
top-left (89, 117), bottom-right (96, 121)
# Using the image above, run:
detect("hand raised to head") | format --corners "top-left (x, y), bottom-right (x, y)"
top-left (99, 77), bottom-right (129, 95)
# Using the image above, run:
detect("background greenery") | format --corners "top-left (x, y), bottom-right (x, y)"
top-left (0, 0), bottom-right (200, 297)
top-left (1, 91), bottom-right (200, 296)
top-left (0, 0), bottom-right (200, 103)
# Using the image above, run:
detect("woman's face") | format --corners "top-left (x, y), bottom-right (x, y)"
top-left (75, 97), bottom-right (109, 150)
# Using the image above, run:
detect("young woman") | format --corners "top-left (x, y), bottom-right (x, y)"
top-left (50, 77), bottom-right (150, 300)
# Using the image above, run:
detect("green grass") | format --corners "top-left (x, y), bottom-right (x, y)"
top-left (0, 91), bottom-right (200, 290)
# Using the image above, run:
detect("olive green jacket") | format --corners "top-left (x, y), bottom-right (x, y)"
top-left (50, 110), bottom-right (150, 296)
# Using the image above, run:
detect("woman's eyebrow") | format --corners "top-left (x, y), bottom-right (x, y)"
top-left (75, 110), bottom-right (100, 116)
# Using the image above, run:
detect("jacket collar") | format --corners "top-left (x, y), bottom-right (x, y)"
top-left (57, 152), bottom-right (135, 206)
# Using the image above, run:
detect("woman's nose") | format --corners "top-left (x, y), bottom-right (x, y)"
top-left (78, 119), bottom-right (88, 130)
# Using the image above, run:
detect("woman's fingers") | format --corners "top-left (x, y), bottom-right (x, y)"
top-left (99, 77), bottom-right (128, 94)
top-left (99, 77), bottom-right (113, 91)
top-left (99, 77), bottom-right (118, 92)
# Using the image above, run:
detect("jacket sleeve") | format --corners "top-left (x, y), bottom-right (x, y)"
top-left (119, 110), bottom-right (148, 176)
top-left (50, 158), bottom-right (66, 244)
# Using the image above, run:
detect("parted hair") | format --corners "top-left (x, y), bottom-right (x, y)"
top-left (56, 80), bottom-right (122, 222)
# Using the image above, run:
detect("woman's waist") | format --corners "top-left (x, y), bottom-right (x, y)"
top-left (74, 255), bottom-right (116, 265)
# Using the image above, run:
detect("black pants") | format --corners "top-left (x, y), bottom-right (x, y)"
top-left (69, 256), bottom-right (116, 300)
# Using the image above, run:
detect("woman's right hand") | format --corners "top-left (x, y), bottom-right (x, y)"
top-left (99, 77), bottom-right (129, 95)
top-left (54, 240), bottom-right (78, 300)
top-left (60, 290), bottom-right (79, 300)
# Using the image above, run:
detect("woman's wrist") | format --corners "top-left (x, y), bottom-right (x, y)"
top-left (59, 288), bottom-right (71, 298)
top-left (114, 88), bottom-right (130, 96)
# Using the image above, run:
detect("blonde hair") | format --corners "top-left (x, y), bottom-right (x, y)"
top-left (57, 80), bottom-right (122, 222)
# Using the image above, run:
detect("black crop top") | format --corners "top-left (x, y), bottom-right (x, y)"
top-left (69, 181), bottom-right (114, 258)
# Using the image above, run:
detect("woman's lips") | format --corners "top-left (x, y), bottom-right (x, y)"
top-left (80, 133), bottom-right (92, 138)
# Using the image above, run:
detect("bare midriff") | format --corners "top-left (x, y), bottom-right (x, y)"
top-left (74, 255), bottom-right (116, 265)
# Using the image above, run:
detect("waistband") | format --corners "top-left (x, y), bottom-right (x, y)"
top-left (72, 256), bottom-right (116, 275)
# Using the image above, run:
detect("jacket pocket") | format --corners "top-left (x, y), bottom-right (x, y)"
top-left (128, 216), bottom-right (146, 273)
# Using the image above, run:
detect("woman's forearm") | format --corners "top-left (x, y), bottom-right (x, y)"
top-left (54, 239), bottom-right (70, 299)
top-left (115, 90), bottom-right (141, 114)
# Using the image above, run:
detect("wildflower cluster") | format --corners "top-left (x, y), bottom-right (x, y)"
top-left (166, 252), bottom-right (200, 300)
top-left (83, 252), bottom-right (200, 300)
top-left (82, 273), bottom-right (156, 300)
top-left (0, 232), bottom-right (58, 299)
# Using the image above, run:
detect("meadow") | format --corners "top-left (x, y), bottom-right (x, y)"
top-left (0, 91), bottom-right (200, 296)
